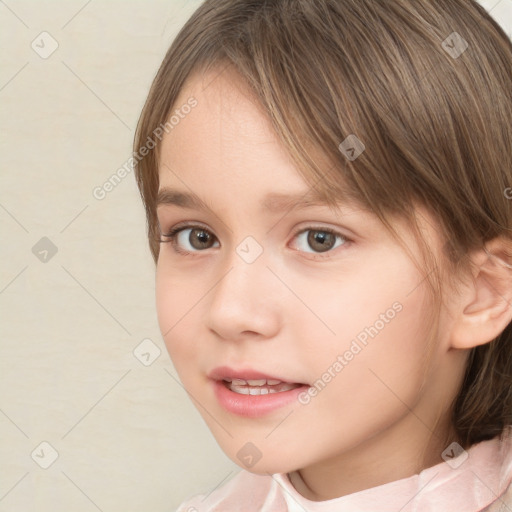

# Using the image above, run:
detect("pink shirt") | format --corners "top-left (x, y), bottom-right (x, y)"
top-left (176, 426), bottom-right (512, 511)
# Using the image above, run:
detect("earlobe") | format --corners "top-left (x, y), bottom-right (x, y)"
top-left (450, 237), bottom-right (512, 350)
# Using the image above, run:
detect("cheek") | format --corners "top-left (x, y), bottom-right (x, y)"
top-left (155, 266), bottom-right (203, 371)
top-left (296, 252), bottom-right (433, 400)
top-left (316, 298), bottom-right (432, 428)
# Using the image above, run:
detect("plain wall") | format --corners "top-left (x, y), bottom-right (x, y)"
top-left (0, 1), bottom-right (511, 511)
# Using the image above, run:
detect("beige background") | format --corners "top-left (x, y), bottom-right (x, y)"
top-left (0, 1), bottom-right (511, 511)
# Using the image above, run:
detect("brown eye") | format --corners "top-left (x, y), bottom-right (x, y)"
top-left (293, 227), bottom-right (348, 255)
top-left (307, 230), bottom-right (337, 253)
top-left (160, 224), bottom-right (220, 253)
top-left (188, 228), bottom-right (216, 250)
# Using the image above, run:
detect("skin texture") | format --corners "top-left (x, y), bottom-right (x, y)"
top-left (155, 67), bottom-right (473, 501)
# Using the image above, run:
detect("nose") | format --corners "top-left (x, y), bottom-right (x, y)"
top-left (205, 251), bottom-right (282, 342)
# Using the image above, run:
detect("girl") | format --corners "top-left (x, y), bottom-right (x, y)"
top-left (133, 0), bottom-right (512, 510)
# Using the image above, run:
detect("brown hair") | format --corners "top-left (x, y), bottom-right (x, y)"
top-left (133, 0), bottom-right (512, 453)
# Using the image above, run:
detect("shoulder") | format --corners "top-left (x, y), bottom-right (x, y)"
top-left (481, 481), bottom-right (512, 511)
top-left (479, 426), bottom-right (512, 511)
top-left (174, 470), bottom-right (287, 512)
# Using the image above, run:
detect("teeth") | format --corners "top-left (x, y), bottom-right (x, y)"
top-left (247, 379), bottom-right (267, 386)
top-left (227, 382), bottom-right (299, 395)
top-left (229, 378), bottom-right (283, 386)
top-left (249, 387), bottom-right (269, 395)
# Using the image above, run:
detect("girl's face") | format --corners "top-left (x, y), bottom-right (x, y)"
top-left (155, 67), bottom-right (466, 481)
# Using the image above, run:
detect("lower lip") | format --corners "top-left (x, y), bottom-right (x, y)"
top-left (212, 380), bottom-right (310, 418)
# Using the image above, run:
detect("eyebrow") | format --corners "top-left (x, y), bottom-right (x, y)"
top-left (156, 188), bottom-right (333, 213)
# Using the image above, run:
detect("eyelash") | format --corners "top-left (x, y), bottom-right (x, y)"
top-left (159, 222), bottom-right (351, 258)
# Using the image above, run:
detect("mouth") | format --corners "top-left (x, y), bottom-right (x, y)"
top-left (222, 378), bottom-right (304, 395)
top-left (209, 366), bottom-right (310, 417)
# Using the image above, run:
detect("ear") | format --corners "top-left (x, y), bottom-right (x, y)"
top-left (449, 237), bottom-right (512, 350)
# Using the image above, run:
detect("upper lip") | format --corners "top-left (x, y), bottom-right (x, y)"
top-left (208, 366), bottom-right (304, 384)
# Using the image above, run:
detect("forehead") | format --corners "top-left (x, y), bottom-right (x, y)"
top-left (175, 66), bottom-right (265, 121)
top-left (158, 65), bottom-right (350, 207)
top-left (158, 66), bottom-right (314, 192)
top-left (163, 67), bottom-right (283, 156)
